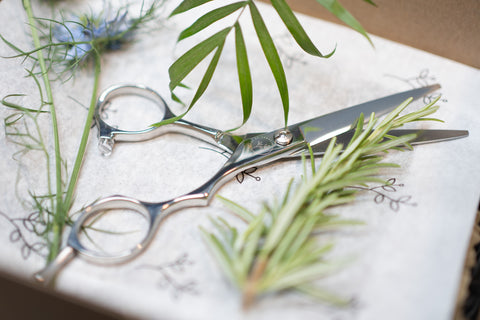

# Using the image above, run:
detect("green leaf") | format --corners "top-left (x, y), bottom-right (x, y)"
top-left (2, 94), bottom-right (48, 113)
top-left (373, 98), bottom-right (412, 132)
top-left (234, 22), bottom-right (253, 126)
top-left (0, 34), bottom-right (27, 59)
top-left (285, 242), bottom-right (334, 272)
top-left (208, 216), bottom-right (232, 243)
top-left (178, 2), bottom-right (248, 41)
top-left (200, 227), bottom-right (238, 285)
top-left (283, 215), bottom-right (318, 259)
top-left (4, 113), bottom-right (24, 127)
top-left (315, 0), bottom-right (373, 46)
top-left (340, 113), bottom-right (376, 161)
top-left (188, 35), bottom-right (226, 108)
top-left (268, 260), bottom-right (345, 291)
top-left (362, 0), bottom-right (377, 7)
top-left (217, 195), bottom-right (255, 223)
top-left (249, 1), bottom-right (289, 125)
top-left (364, 134), bottom-right (416, 154)
top-left (296, 284), bottom-right (351, 306)
top-left (239, 211), bottom-right (266, 279)
top-left (266, 214), bottom-right (308, 272)
top-left (170, 0), bottom-right (213, 17)
top-left (271, 0), bottom-right (335, 58)
top-left (168, 27), bottom-right (230, 92)
top-left (349, 112), bottom-right (365, 143)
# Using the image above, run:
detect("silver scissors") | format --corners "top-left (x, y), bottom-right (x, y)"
top-left (34, 84), bottom-right (468, 284)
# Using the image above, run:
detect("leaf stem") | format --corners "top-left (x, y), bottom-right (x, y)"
top-left (64, 51), bottom-right (101, 209)
top-left (243, 256), bottom-right (268, 309)
top-left (47, 51), bottom-right (101, 262)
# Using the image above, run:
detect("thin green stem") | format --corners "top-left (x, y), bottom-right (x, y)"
top-left (35, 116), bottom-right (54, 221)
top-left (64, 51), bottom-right (101, 209)
top-left (47, 51), bottom-right (101, 262)
top-left (30, 71), bottom-right (55, 221)
top-left (23, 0), bottom-right (64, 262)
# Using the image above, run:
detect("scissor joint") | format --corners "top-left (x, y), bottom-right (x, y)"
top-left (214, 132), bottom-right (239, 153)
top-left (214, 131), bottom-right (224, 142)
top-left (274, 130), bottom-right (293, 146)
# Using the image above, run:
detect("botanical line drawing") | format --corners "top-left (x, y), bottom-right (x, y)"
top-left (350, 178), bottom-right (417, 212)
top-left (137, 253), bottom-right (198, 299)
top-left (0, 210), bottom-right (47, 259)
top-left (385, 69), bottom-right (447, 104)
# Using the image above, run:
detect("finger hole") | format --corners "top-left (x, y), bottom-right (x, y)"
top-left (76, 206), bottom-right (151, 259)
top-left (100, 91), bottom-right (168, 132)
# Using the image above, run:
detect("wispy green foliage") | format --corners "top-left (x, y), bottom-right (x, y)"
top-left (167, 0), bottom-right (373, 128)
top-left (201, 97), bottom-right (440, 307)
top-left (2, 1), bottom-right (163, 81)
top-left (2, 0), bottom-right (164, 264)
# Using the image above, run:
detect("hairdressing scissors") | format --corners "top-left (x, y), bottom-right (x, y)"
top-left (34, 84), bottom-right (468, 284)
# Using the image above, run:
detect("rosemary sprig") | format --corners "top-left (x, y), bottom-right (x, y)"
top-left (201, 97), bottom-right (440, 308)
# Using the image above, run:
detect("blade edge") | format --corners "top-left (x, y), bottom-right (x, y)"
top-left (296, 85), bottom-right (441, 146)
top-left (292, 129), bottom-right (468, 157)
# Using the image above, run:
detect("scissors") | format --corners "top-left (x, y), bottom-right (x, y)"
top-left (34, 84), bottom-right (468, 284)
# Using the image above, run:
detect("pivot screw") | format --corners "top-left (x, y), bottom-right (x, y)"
top-left (274, 130), bottom-right (293, 146)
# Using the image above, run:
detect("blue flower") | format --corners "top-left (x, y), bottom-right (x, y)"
top-left (53, 9), bottom-right (133, 61)
top-left (94, 12), bottom-right (132, 49)
top-left (53, 20), bottom-right (93, 60)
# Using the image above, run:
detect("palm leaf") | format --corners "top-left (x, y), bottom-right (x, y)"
top-left (189, 36), bottom-right (226, 107)
top-left (178, 2), bottom-right (247, 41)
top-left (249, 1), bottom-right (289, 125)
top-left (170, 0), bottom-right (213, 17)
top-left (315, 0), bottom-right (373, 46)
top-left (271, 0), bottom-right (335, 58)
top-left (168, 27), bottom-right (230, 92)
top-left (234, 22), bottom-right (253, 126)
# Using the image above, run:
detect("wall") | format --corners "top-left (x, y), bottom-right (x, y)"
top-left (260, 0), bottom-right (480, 68)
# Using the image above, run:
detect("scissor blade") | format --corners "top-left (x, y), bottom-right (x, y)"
top-left (383, 129), bottom-right (468, 145)
top-left (302, 129), bottom-right (468, 156)
top-left (296, 85), bottom-right (440, 147)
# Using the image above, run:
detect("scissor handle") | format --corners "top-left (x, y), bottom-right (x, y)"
top-left (67, 195), bottom-right (158, 261)
top-left (39, 185), bottom-right (221, 282)
top-left (35, 126), bottom-right (308, 284)
top-left (34, 196), bottom-right (159, 284)
top-left (95, 84), bottom-right (225, 156)
top-left (85, 129), bottom-right (307, 256)
top-left (66, 176), bottom-right (231, 263)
